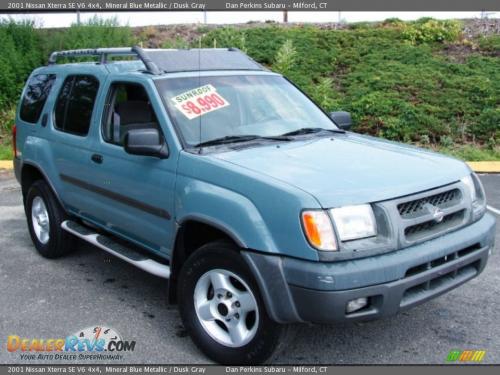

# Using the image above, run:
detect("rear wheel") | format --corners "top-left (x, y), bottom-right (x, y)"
top-left (25, 180), bottom-right (75, 258)
top-left (178, 242), bottom-right (286, 364)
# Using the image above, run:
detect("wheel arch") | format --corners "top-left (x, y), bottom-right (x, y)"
top-left (168, 218), bottom-right (302, 324)
top-left (20, 161), bottom-right (64, 208)
top-left (168, 216), bottom-right (246, 304)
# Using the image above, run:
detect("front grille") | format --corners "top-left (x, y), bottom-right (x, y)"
top-left (387, 184), bottom-right (469, 245)
top-left (398, 189), bottom-right (461, 218)
top-left (404, 209), bottom-right (465, 242)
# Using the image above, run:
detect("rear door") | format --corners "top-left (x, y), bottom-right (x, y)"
top-left (49, 73), bottom-right (102, 214)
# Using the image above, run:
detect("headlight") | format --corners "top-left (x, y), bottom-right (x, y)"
top-left (461, 173), bottom-right (486, 220)
top-left (301, 210), bottom-right (337, 251)
top-left (460, 174), bottom-right (476, 203)
top-left (330, 204), bottom-right (377, 241)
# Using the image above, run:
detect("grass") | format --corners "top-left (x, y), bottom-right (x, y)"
top-left (0, 143), bottom-right (12, 159)
top-left (436, 145), bottom-right (500, 161)
top-left (0, 107), bottom-right (14, 160)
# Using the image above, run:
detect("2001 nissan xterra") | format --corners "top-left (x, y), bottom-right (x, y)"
top-left (13, 47), bottom-right (496, 364)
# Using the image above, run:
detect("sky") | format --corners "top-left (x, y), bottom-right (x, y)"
top-left (3, 11), bottom-right (498, 28)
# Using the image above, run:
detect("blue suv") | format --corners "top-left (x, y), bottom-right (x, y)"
top-left (13, 47), bottom-right (496, 364)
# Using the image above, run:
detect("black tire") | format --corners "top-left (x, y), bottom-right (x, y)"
top-left (178, 241), bottom-right (286, 364)
top-left (25, 180), bottom-right (75, 258)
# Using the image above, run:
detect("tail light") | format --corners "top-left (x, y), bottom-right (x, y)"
top-left (12, 124), bottom-right (16, 158)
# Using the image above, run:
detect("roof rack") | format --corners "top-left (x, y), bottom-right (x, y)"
top-left (47, 46), bottom-right (265, 75)
top-left (47, 46), bottom-right (161, 75)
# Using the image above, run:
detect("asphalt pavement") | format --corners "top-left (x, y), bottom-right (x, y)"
top-left (0, 170), bottom-right (498, 364)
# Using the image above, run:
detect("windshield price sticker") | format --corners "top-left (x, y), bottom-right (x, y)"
top-left (171, 84), bottom-right (230, 120)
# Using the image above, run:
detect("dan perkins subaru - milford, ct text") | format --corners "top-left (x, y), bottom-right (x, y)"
top-left (225, 2), bottom-right (328, 9)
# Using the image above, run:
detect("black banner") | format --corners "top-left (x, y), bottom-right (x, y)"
top-left (0, 366), bottom-right (499, 375)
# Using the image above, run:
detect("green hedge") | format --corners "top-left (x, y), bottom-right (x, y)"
top-left (201, 21), bottom-right (499, 146)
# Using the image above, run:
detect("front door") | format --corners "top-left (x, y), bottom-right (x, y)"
top-left (85, 79), bottom-right (177, 257)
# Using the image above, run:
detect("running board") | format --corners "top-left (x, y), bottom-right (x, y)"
top-left (61, 220), bottom-right (170, 279)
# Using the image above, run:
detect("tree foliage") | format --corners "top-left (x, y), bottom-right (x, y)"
top-left (0, 17), bottom-right (135, 111)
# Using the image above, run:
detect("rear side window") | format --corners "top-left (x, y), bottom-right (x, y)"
top-left (19, 74), bottom-right (56, 123)
top-left (54, 75), bottom-right (99, 136)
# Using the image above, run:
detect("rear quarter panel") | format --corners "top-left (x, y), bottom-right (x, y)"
top-left (15, 65), bottom-right (109, 208)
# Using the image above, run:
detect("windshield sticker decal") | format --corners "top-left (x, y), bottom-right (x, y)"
top-left (171, 84), bottom-right (230, 120)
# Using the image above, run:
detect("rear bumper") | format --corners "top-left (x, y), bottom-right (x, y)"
top-left (13, 157), bottom-right (21, 183)
top-left (242, 213), bottom-right (496, 324)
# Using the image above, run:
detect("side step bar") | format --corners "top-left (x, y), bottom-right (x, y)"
top-left (61, 220), bottom-right (170, 279)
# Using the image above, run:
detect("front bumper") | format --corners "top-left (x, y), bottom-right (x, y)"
top-left (242, 213), bottom-right (496, 324)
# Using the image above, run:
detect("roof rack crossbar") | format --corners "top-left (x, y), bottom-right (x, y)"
top-left (47, 46), bottom-right (161, 75)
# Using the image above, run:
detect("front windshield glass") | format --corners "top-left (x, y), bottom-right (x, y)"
top-left (156, 74), bottom-right (338, 147)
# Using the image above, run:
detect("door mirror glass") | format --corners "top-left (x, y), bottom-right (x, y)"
top-left (330, 111), bottom-right (352, 131)
top-left (124, 128), bottom-right (168, 158)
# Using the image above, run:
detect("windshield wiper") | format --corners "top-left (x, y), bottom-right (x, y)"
top-left (194, 134), bottom-right (292, 148)
top-left (280, 127), bottom-right (345, 137)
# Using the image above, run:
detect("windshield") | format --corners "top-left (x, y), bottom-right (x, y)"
top-left (156, 74), bottom-right (338, 147)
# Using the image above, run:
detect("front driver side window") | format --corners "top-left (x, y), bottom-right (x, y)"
top-left (102, 82), bottom-right (161, 145)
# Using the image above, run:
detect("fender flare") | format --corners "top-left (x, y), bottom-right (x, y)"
top-left (175, 214), bottom-right (248, 248)
top-left (20, 160), bottom-right (65, 208)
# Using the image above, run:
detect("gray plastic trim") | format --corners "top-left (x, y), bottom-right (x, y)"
top-left (241, 251), bottom-right (304, 324)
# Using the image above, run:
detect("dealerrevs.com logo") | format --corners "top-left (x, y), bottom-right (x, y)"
top-left (7, 326), bottom-right (136, 361)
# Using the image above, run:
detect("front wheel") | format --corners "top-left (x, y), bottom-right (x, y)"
top-left (178, 242), bottom-right (286, 364)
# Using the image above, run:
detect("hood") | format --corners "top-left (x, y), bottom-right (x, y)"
top-left (213, 133), bottom-right (470, 208)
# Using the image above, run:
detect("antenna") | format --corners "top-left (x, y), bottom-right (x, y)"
top-left (198, 38), bottom-right (202, 153)
top-left (480, 10), bottom-right (495, 19)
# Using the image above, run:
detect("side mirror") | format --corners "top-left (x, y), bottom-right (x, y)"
top-left (124, 128), bottom-right (168, 159)
top-left (330, 111), bottom-right (352, 131)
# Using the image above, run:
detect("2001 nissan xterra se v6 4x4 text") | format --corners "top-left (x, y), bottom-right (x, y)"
top-left (13, 47), bottom-right (496, 364)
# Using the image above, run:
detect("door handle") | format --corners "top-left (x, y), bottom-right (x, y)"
top-left (91, 154), bottom-right (103, 164)
top-left (41, 113), bottom-right (48, 127)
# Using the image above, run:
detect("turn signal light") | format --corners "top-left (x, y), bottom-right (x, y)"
top-left (301, 211), bottom-right (337, 251)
